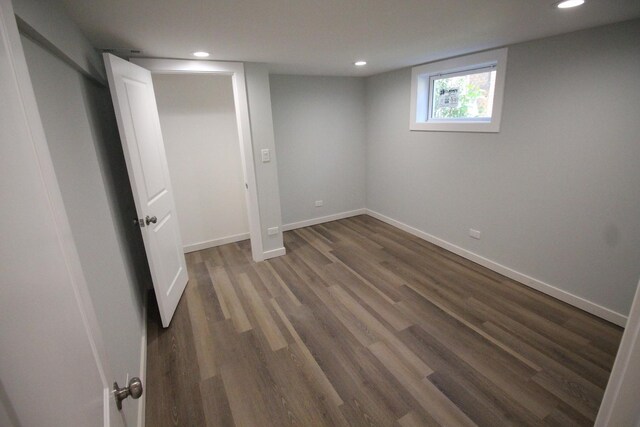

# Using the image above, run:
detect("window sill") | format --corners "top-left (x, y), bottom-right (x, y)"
top-left (410, 120), bottom-right (501, 133)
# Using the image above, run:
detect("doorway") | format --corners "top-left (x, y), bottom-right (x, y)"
top-left (131, 58), bottom-right (264, 263)
top-left (153, 73), bottom-right (250, 253)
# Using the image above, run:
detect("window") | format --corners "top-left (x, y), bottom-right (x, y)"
top-left (410, 48), bottom-right (508, 132)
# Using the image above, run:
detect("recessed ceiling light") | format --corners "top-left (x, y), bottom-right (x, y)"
top-left (192, 51), bottom-right (210, 58)
top-left (556, 0), bottom-right (585, 9)
top-left (354, 61), bottom-right (367, 66)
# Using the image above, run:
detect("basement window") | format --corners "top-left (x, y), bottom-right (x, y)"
top-left (410, 48), bottom-right (508, 132)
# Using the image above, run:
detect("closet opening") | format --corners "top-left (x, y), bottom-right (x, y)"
top-left (132, 58), bottom-right (263, 261)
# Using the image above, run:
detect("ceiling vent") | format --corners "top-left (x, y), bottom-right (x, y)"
top-left (101, 48), bottom-right (144, 57)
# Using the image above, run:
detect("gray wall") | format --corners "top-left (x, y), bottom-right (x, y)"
top-left (154, 74), bottom-right (249, 250)
top-left (13, 0), bottom-right (105, 81)
top-left (270, 75), bottom-right (366, 225)
top-left (365, 20), bottom-right (640, 318)
top-left (21, 33), bottom-right (148, 424)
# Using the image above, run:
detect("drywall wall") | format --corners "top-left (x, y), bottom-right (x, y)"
top-left (153, 74), bottom-right (249, 252)
top-left (365, 20), bottom-right (640, 321)
top-left (12, 0), bottom-right (105, 82)
top-left (270, 75), bottom-right (366, 227)
top-left (22, 33), bottom-right (146, 425)
top-left (245, 63), bottom-right (285, 257)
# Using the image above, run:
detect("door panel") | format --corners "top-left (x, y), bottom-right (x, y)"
top-left (21, 34), bottom-right (146, 425)
top-left (104, 53), bottom-right (189, 327)
top-left (0, 1), bottom-right (124, 425)
top-left (124, 79), bottom-right (167, 200)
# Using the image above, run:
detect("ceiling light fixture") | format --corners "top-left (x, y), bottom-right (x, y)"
top-left (354, 61), bottom-right (367, 66)
top-left (192, 51), bottom-right (210, 58)
top-left (556, 0), bottom-right (585, 8)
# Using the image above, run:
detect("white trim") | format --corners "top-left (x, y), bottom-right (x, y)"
top-left (262, 247), bottom-right (286, 260)
top-left (282, 209), bottom-right (367, 231)
top-left (183, 232), bottom-right (250, 253)
top-left (103, 387), bottom-right (110, 427)
top-left (410, 48), bottom-right (508, 133)
top-left (136, 294), bottom-right (148, 427)
top-left (130, 58), bottom-right (264, 263)
top-left (365, 209), bottom-right (627, 326)
top-left (595, 279), bottom-right (640, 425)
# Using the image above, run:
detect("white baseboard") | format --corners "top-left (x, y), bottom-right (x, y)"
top-left (262, 247), bottom-right (286, 260)
top-left (282, 208), bottom-right (366, 232)
top-left (183, 232), bottom-right (250, 253)
top-left (137, 293), bottom-right (148, 427)
top-left (365, 209), bottom-right (627, 327)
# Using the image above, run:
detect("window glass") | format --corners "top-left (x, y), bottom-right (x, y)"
top-left (430, 68), bottom-right (496, 121)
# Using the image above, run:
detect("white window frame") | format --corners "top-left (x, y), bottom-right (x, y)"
top-left (410, 48), bottom-right (508, 133)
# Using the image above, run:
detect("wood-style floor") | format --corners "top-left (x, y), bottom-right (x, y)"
top-left (145, 215), bottom-right (623, 426)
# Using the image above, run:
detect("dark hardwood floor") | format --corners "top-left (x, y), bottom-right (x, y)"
top-left (145, 215), bottom-right (623, 426)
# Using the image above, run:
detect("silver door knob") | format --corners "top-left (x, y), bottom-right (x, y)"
top-left (113, 377), bottom-right (143, 410)
top-left (145, 215), bottom-right (157, 225)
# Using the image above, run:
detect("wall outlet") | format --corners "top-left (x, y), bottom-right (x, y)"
top-left (315, 200), bottom-right (323, 207)
top-left (261, 148), bottom-right (271, 163)
top-left (469, 228), bottom-right (481, 240)
top-left (267, 226), bottom-right (279, 236)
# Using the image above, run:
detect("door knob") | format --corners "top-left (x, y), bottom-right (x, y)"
top-left (113, 377), bottom-right (143, 410)
top-left (145, 215), bottom-right (157, 225)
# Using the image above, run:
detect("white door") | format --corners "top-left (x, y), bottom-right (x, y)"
top-left (0, 1), bottom-right (125, 425)
top-left (104, 53), bottom-right (189, 327)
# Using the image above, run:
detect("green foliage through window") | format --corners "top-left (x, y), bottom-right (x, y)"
top-left (431, 69), bottom-right (495, 119)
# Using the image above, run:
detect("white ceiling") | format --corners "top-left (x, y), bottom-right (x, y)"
top-left (60, 0), bottom-right (640, 76)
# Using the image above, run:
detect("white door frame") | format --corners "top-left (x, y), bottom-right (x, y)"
top-left (595, 277), bottom-right (640, 426)
top-left (131, 58), bottom-right (264, 262)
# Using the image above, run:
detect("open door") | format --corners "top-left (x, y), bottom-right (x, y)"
top-left (104, 53), bottom-right (188, 327)
top-left (0, 1), bottom-right (131, 424)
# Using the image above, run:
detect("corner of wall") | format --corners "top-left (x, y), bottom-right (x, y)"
top-left (244, 63), bottom-right (285, 254)
top-left (12, 0), bottom-right (105, 83)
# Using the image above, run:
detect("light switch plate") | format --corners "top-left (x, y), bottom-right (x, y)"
top-left (261, 149), bottom-right (271, 163)
top-left (315, 200), bottom-right (323, 207)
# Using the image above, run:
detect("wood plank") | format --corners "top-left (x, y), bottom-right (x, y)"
top-left (192, 261), bottom-right (227, 322)
top-left (324, 262), bottom-right (413, 331)
top-left (397, 410), bottom-right (439, 427)
top-left (397, 296), bottom-right (557, 419)
top-left (237, 273), bottom-right (288, 351)
top-left (396, 278), bottom-right (542, 372)
top-left (185, 280), bottom-right (218, 380)
top-left (280, 295), bottom-right (414, 425)
top-left (271, 298), bottom-right (344, 406)
top-left (369, 341), bottom-right (477, 427)
top-left (543, 402), bottom-right (593, 427)
top-left (563, 316), bottom-right (623, 356)
top-left (470, 299), bottom-right (610, 388)
top-left (332, 246), bottom-right (405, 302)
top-left (199, 375), bottom-right (234, 427)
top-left (207, 263), bottom-right (252, 333)
top-left (399, 325), bottom-right (545, 426)
top-left (150, 294), bottom-right (207, 426)
top-left (327, 284), bottom-right (433, 379)
top-left (252, 261), bottom-right (302, 306)
top-left (219, 332), bottom-right (296, 427)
